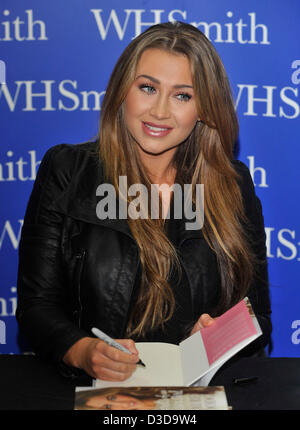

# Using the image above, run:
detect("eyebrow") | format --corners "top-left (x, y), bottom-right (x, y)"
top-left (135, 74), bottom-right (193, 89)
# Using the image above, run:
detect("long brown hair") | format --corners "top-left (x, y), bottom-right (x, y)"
top-left (99, 21), bottom-right (255, 338)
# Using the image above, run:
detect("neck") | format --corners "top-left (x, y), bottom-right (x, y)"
top-left (137, 147), bottom-right (177, 186)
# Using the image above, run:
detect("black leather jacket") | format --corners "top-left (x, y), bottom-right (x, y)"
top-left (16, 141), bottom-right (272, 370)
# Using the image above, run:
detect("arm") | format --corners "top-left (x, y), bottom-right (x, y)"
top-left (16, 144), bottom-right (89, 365)
top-left (16, 144), bottom-right (139, 379)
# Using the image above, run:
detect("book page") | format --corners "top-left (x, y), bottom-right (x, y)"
top-left (197, 299), bottom-right (262, 385)
top-left (180, 331), bottom-right (210, 386)
top-left (94, 342), bottom-right (183, 388)
top-left (181, 298), bottom-right (262, 386)
top-left (200, 299), bottom-right (259, 366)
top-left (192, 362), bottom-right (224, 387)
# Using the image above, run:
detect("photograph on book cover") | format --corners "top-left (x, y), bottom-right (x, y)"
top-left (75, 385), bottom-right (229, 410)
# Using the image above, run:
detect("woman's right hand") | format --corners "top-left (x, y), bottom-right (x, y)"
top-left (63, 337), bottom-right (139, 381)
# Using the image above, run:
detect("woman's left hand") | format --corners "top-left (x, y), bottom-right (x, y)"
top-left (190, 313), bottom-right (215, 336)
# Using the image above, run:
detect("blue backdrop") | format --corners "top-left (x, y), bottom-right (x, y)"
top-left (0, 0), bottom-right (299, 357)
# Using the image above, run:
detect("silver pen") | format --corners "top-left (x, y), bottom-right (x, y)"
top-left (91, 327), bottom-right (146, 367)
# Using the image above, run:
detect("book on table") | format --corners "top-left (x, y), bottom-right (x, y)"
top-left (75, 385), bottom-right (230, 410)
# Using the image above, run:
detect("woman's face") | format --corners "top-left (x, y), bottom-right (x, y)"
top-left (123, 48), bottom-right (199, 158)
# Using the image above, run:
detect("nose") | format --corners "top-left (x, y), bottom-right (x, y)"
top-left (149, 92), bottom-right (171, 120)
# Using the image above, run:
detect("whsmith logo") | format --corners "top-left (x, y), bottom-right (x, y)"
top-left (0, 9), bottom-right (270, 44)
top-left (91, 9), bottom-right (270, 44)
top-left (0, 80), bottom-right (106, 112)
top-left (0, 150), bottom-right (40, 181)
top-left (0, 9), bottom-right (47, 41)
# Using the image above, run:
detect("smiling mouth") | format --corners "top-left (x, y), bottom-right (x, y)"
top-left (142, 122), bottom-right (173, 137)
top-left (143, 122), bottom-right (172, 132)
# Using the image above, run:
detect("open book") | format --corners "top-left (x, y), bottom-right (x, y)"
top-left (94, 297), bottom-right (262, 388)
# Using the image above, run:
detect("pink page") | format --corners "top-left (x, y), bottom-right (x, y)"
top-left (200, 300), bottom-right (257, 366)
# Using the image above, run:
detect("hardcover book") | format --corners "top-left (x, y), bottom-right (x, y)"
top-left (75, 385), bottom-right (230, 410)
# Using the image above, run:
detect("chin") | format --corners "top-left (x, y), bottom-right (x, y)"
top-left (137, 140), bottom-right (180, 156)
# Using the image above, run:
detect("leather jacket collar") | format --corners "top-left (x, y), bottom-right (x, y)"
top-left (53, 141), bottom-right (204, 247)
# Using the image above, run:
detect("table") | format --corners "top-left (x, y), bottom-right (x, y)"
top-left (0, 354), bottom-right (299, 411)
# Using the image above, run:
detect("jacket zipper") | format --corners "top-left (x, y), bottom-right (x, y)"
top-left (74, 249), bottom-right (86, 328)
top-left (177, 250), bottom-right (195, 320)
top-left (120, 252), bottom-right (140, 338)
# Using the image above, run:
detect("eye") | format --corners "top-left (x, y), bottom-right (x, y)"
top-left (176, 93), bottom-right (192, 102)
top-left (139, 83), bottom-right (156, 95)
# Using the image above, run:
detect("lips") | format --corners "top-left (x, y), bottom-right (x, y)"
top-left (142, 121), bottom-right (173, 137)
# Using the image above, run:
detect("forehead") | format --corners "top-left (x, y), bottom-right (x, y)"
top-left (135, 48), bottom-right (193, 84)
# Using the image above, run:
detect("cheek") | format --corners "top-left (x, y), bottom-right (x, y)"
top-left (174, 102), bottom-right (198, 129)
top-left (178, 112), bottom-right (198, 132)
top-left (124, 89), bottom-right (147, 120)
top-left (123, 102), bottom-right (139, 136)
top-left (123, 95), bottom-right (135, 124)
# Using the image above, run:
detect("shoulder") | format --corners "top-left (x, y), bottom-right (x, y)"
top-left (25, 139), bottom-right (103, 222)
top-left (231, 159), bottom-right (253, 186)
top-left (231, 159), bottom-right (263, 227)
top-left (41, 139), bottom-right (100, 175)
top-left (36, 139), bottom-right (102, 189)
top-left (231, 159), bottom-right (255, 200)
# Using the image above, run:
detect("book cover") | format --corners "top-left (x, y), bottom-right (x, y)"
top-left (75, 385), bottom-right (230, 410)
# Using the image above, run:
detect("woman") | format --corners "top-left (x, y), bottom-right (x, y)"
top-left (16, 21), bottom-right (271, 382)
